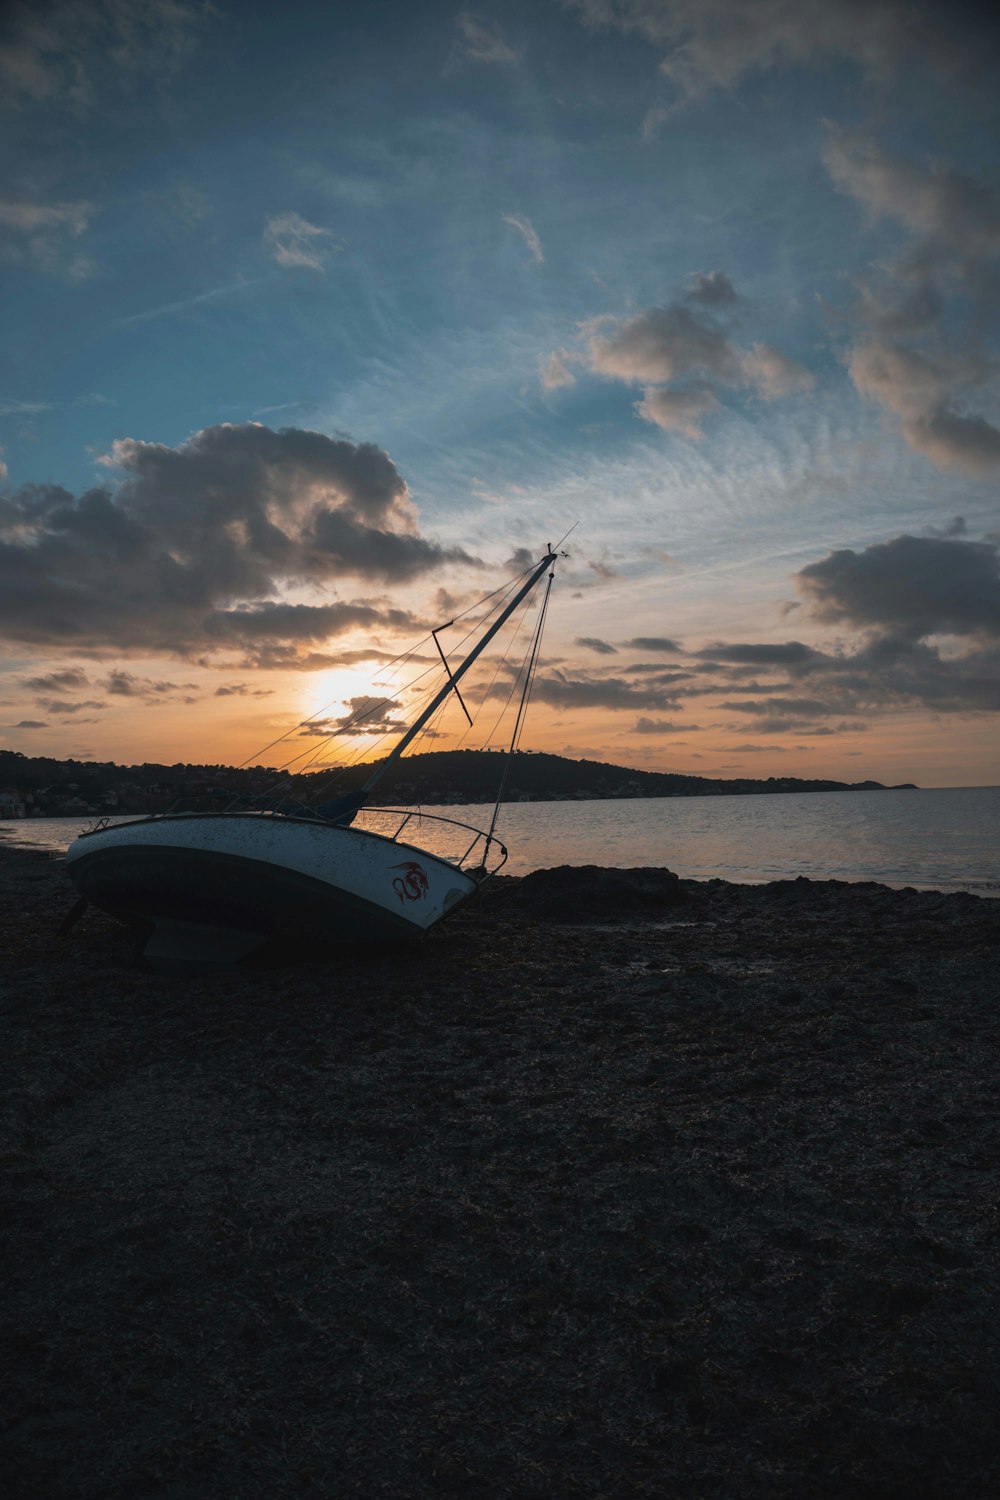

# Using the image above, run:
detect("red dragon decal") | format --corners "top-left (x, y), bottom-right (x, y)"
top-left (391, 860), bottom-right (430, 904)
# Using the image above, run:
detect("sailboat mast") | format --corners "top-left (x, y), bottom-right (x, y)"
top-left (361, 550), bottom-right (557, 798)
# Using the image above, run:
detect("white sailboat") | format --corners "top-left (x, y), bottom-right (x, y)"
top-left (65, 548), bottom-right (558, 965)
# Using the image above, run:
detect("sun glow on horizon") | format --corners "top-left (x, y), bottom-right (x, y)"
top-left (302, 663), bottom-right (399, 724)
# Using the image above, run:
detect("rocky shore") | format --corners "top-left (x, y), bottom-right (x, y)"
top-left (3, 843), bottom-right (999, 1498)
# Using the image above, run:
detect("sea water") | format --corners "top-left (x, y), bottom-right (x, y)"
top-left (3, 785), bottom-right (998, 896)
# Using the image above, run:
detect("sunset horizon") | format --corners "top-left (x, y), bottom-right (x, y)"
top-left (3, 1), bottom-right (999, 789)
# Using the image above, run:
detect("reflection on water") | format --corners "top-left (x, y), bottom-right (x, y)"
top-left (3, 786), bottom-right (998, 895)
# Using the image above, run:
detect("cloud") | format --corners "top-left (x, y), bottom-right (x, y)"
top-left (847, 341), bottom-right (1000, 476)
top-left (21, 666), bottom-right (89, 691)
top-left (308, 508), bottom-right (480, 581)
top-left (11, 719), bottom-right (47, 728)
top-left (263, 213), bottom-right (340, 272)
top-left (102, 669), bottom-right (196, 700)
top-left (588, 303), bottom-right (739, 385)
top-left (725, 743), bottom-right (799, 753)
top-left (582, 293), bottom-right (811, 436)
top-left (696, 641), bottom-right (819, 665)
top-left (686, 270), bottom-right (738, 305)
top-left (0, 195), bottom-right (96, 278)
top-left (215, 682), bottom-right (273, 698)
top-left (633, 717), bottom-right (701, 733)
top-left (39, 698), bottom-right (106, 714)
top-left (304, 697), bottom-right (408, 738)
top-left (454, 13), bottom-right (519, 65)
top-left (575, 636), bottom-right (618, 654)
top-left (824, 130), bottom-right (1000, 259)
top-left (0, 422), bottom-right (476, 657)
top-left (0, 0), bottom-right (209, 111)
top-left (502, 213), bottom-right (544, 265)
top-left (797, 534), bottom-right (1000, 640)
top-left (539, 351), bottom-right (575, 390)
top-left (204, 601), bottom-right (419, 643)
top-left (563, 1), bottom-right (966, 105)
top-left (644, 533), bottom-right (1000, 717)
top-left (635, 383), bottom-right (719, 438)
top-left (721, 697), bottom-right (841, 717)
top-left (741, 344), bottom-right (815, 400)
top-left (823, 130), bottom-right (1000, 473)
top-left (530, 672), bottom-right (682, 711)
top-left (623, 636), bottom-right (681, 652)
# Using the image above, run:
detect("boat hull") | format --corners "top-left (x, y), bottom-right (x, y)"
top-left (66, 813), bottom-right (478, 962)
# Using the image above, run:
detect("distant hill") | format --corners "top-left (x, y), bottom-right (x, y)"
top-left (0, 745), bottom-right (917, 817)
top-left (299, 748), bottom-right (918, 805)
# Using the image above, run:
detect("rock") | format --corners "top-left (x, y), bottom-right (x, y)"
top-left (499, 864), bottom-right (690, 924)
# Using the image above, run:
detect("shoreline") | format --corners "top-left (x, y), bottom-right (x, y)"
top-left (3, 809), bottom-right (998, 900)
top-left (3, 843), bottom-right (1000, 1497)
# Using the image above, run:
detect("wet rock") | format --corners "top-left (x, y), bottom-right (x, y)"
top-left (497, 863), bottom-right (690, 923)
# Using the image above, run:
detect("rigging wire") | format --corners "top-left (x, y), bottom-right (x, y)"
top-left (223, 549), bottom-right (556, 818)
top-left (231, 559), bottom-right (539, 775)
top-left (230, 569), bottom-right (536, 808)
top-left (474, 606), bottom-right (541, 753)
top-left (487, 567), bottom-right (554, 843)
top-left (448, 593), bottom-right (536, 753)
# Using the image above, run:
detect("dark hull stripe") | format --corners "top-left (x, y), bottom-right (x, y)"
top-left (70, 843), bottom-right (443, 945)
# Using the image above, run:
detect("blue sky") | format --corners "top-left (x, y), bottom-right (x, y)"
top-left (2, 0), bottom-right (999, 784)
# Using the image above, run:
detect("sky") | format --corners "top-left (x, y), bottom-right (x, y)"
top-left (1, 0), bottom-right (999, 787)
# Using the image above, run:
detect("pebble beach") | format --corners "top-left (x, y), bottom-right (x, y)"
top-left (3, 842), bottom-right (1000, 1498)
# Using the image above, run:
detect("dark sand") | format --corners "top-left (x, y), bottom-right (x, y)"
top-left (2, 844), bottom-right (999, 1498)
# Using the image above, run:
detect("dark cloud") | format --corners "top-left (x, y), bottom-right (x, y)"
top-left (720, 697), bottom-right (841, 717)
top-left (215, 682), bottom-right (273, 698)
top-left (697, 641), bottom-right (820, 665)
top-left (104, 669), bottom-right (194, 698)
top-left (686, 270), bottom-right (738, 305)
top-left (797, 534), bottom-right (1000, 639)
top-left (703, 677), bottom-right (797, 693)
top-left (0, 423), bottom-right (465, 658)
top-left (307, 508), bottom-right (478, 582)
top-left (924, 516), bottom-right (967, 539)
top-left (11, 719), bottom-right (47, 728)
top-left (21, 666), bottom-right (89, 691)
top-left (728, 717), bottom-right (836, 735)
top-left (204, 601), bottom-right (417, 643)
top-left (304, 697), bottom-right (407, 738)
top-left (633, 717), bottom-right (702, 733)
top-left (39, 698), bottom-right (106, 714)
top-left (564, 1), bottom-right (985, 105)
top-left (725, 743), bottom-right (800, 753)
top-left (530, 672), bottom-right (681, 711)
top-left (623, 636), bottom-right (682, 653)
top-left (575, 636), bottom-right (618, 654)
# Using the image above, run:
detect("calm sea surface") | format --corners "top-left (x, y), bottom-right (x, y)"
top-left (3, 786), bottom-right (998, 896)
